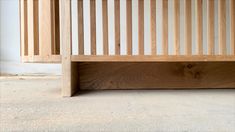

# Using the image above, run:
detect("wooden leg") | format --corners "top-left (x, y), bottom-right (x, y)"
top-left (62, 61), bottom-right (79, 97)
top-left (60, 0), bottom-right (79, 97)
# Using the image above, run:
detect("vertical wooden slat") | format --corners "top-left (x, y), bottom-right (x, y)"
top-left (20, 0), bottom-right (28, 56)
top-left (196, 0), bottom-right (203, 55)
top-left (138, 0), bottom-right (144, 55)
top-left (230, 0), bottom-right (235, 55)
top-left (90, 0), bottom-right (96, 55)
top-left (102, 0), bottom-right (109, 55)
top-left (115, 0), bottom-right (120, 55)
top-left (150, 0), bottom-right (156, 55)
top-left (207, 0), bottom-right (214, 55)
top-left (78, 0), bottom-right (84, 55)
top-left (27, 0), bottom-right (36, 56)
top-left (174, 0), bottom-right (180, 55)
top-left (39, 0), bottom-right (52, 57)
top-left (162, 0), bottom-right (168, 55)
top-left (185, 0), bottom-right (192, 55)
top-left (218, 0), bottom-right (226, 55)
top-left (126, 0), bottom-right (132, 55)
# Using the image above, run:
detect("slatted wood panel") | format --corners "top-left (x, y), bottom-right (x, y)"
top-left (70, 0), bottom-right (234, 61)
top-left (20, 0), bottom-right (61, 63)
top-left (21, 0), bottom-right (235, 63)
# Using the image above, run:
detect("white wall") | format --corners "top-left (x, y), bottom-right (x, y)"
top-left (0, 0), bottom-right (61, 75)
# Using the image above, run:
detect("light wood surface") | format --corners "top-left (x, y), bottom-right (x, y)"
top-left (60, 0), bottom-right (78, 97)
top-left (218, 0), bottom-right (226, 55)
top-left (185, 0), bottom-right (192, 55)
top-left (174, 0), bottom-right (180, 55)
top-left (39, 0), bottom-right (52, 57)
top-left (126, 0), bottom-right (132, 55)
top-left (196, 0), bottom-right (203, 55)
top-left (162, 0), bottom-right (168, 55)
top-left (151, 0), bottom-right (156, 55)
top-left (115, 0), bottom-right (120, 55)
top-left (230, 0), bottom-right (235, 55)
top-left (21, 0), bottom-right (60, 63)
top-left (20, 0), bottom-right (28, 56)
top-left (207, 0), bottom-right (215, 55)
top-left (138, 0), bottom-right (144, 55)
top-left (102, 0), bottom-right (109, 55)
top-left (90, 0), bottom-right (96, 55)
top-left (78, 0), bottom-right (84, 55)
top-left (71, 55), bottom-right (235, 62)
top-left (27, 0), bottom-right (37, 57)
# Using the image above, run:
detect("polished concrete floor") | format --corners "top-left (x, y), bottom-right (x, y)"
top-left (0, 76), bottom-right (235, 132)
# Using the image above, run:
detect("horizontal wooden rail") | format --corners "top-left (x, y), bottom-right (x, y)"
top-left (71, 55), bottom-right (235, 62)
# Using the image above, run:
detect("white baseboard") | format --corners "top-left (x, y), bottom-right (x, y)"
top-left (0, 61), bottom-right (61, 76)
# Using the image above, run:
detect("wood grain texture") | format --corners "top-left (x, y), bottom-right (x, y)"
top-left (162, 0), bottom-right (168, 55)
top-left (78, 0), bottom-right (84, 55)
top-left (71, 55), bottom-right (235, 62)
top-left (20, 0), bottom-right (28, 56)
top-left (90, 0), bottom-right (96, 55)
top-left (126, 0), bottom-right (132, 55)
top-left (231, 0), bottom-right (235, 55)
top-left (138, 0), bottom-right (144, 55)
top-left (196, 0), bottom-right (203, 55)
top-left (115, 0), bottom-right (120, 55)
top-left (60, 0), bottom-right (78, 96)
top-left (22, 55), bottom-right (61, 63)
top-left (174, 0), bottom-right (180, 55)
top-left (185, 0), bottom-right (192, 55)
top-left (151, 0), bottom-right (156, 55)
top-left (218, 0), bottom-right (226, 55)
top-left (207, 0), bottom-right (215, 55)
top-left (39, 0), bottom-right (52, 56)
top-left (102, 0), bottom-right (109, 55)
top-left (27, 0), bottom-right (35, 57)
top-left (77, 62), bottom-right (235, 90)
top-left (33, 0), bottom-right (39, 55)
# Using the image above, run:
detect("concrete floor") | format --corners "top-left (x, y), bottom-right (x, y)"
top-left (0, 76), bottom-right (235, 132)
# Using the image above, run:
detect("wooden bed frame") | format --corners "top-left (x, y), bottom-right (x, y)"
top-left (20, 0), bottom-right (235, 97)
